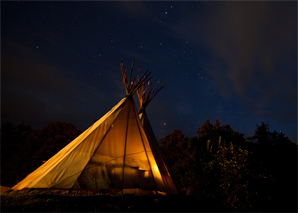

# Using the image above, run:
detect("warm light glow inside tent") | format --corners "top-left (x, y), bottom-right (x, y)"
top-left (12, 96), bottom-right (169, 195)
top-left (12, 58), bottom-right (177, 195)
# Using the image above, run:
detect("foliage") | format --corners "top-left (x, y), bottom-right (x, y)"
top-left (203, 138), bottom-right (273, 211)
top-left (159, 129), bottom-right (190, 191)
top-left (27, 122), bottom-right (82, 167)
top-left (247, 122), bottom-right (298, 211)
top-left (159, 118), bottom-right (297, 212)
top-left (1, 122), bottom-right (32, 186)
top-left (0, 121), bottom-right (82, 186)
top-left (196, 118), bottom-right (246, 153)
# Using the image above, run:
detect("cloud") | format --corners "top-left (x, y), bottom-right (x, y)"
top-left (167, 2), bottom-right (296, 98)
top-left (168, 2), bottom-right (296, 123)
top-left (205, 2), bottom-right (296, 100)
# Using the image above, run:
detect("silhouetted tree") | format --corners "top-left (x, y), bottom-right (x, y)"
top-left (159, 129), bottom-right (190, 191)
top-left (196, 118), bottom-right (246, 154)
top-left (158, 119), bottom-right (295, 211)
top-left (25, 122), bottom-right (82, 174)
top-left (247, 122), bottom-right (297, 211)
top-left (0, 121), bottom-right (82, 186)
top-left (0, 122), bottom-right (32, 186)
top-left (202, 137), bottom-right (273, 211)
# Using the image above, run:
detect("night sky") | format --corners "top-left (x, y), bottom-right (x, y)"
top-left (2, 1), bottom-right (297, 143)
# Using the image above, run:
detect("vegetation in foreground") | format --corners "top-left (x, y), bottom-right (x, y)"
top-left (1, 119), bottom-right (297, 212)
top-left (159, 119), bottom-right (297, 212)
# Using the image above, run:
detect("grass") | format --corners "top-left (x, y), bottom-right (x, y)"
top-left (1, 190), bottom-right (217, 212)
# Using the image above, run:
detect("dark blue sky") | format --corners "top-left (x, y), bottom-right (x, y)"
top-left (2, 1), bottom-right (297, 143)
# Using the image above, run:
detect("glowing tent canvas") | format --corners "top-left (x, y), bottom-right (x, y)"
top-left (12, 59), bottom-right (177, 195)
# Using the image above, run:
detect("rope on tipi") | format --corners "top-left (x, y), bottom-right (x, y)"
top-left (120, 57), bottom-right (151, 96)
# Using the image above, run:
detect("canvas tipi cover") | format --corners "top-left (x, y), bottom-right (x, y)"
top-left (12, 96), bottom-right (168, 194)
top-left (12, 59), bottom-right (176, 195)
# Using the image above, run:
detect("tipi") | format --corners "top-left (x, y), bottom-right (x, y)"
top-left (136, 78), bottom-right (178, 196)
top-left (12, 59), bottom-right (177, 196)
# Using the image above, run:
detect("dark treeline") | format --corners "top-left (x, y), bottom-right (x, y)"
top-left (159, 118), bottom-right (297, 212)
top-left (1, 121), bottom-right (82, 188)
top-left (1, 119), bottom-right (297, 212)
